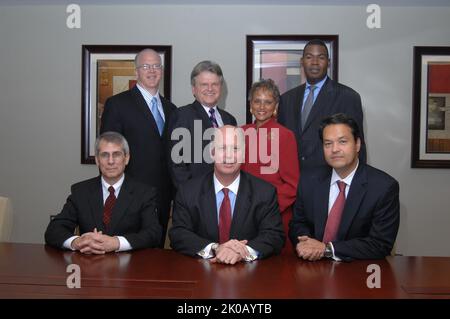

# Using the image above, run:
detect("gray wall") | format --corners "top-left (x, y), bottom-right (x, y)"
top-left (1, 4), bottom-right (449, 256)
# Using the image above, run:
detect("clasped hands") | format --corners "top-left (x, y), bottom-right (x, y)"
top-left (71, 228), bottom-right (119, 254)
top-left (210, 239), bottom-right (250, 265)
top-left (296, 235), bottom-right (326, 261)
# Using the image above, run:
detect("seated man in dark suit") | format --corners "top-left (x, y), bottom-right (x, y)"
top-left (45, 132), bottom-right (162, 254)
top-left (289, 113), bottom-right (399, 261)
top-left (169, 125), bottom-right (284, 264)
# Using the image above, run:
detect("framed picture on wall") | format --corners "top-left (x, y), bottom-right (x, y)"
top-left (411, 46), bottom-right (450, 168)
top-left (81, 44), bottom-right (172, 164)
top-left (246, 35), bottom-right (338, 123)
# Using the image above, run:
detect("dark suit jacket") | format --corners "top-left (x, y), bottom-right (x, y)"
top-left (169, 171), bottom-right (285, 259)
top-left (45, 175), bottom-right (162, 250)
top-left (100, 85), bottom-right (177, 240)
top-left (289, 163), bottom-right (399, 261)
top-left (167, 100), bottom-right (237, 189)
top-left (278, 77), bottom-right (366, 171)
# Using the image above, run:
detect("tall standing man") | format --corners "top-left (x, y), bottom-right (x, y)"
top-left (167, 60), bottom-right (237, 190)
top-left (100, 48), bottom-right (177, 247)
top-left (278, 39), bottom-right (366, 171)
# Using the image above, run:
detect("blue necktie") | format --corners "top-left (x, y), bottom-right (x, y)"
top-left (301, 85), bottom-right (316, 130)
top-left (151, 97), bottom-right (164, 135)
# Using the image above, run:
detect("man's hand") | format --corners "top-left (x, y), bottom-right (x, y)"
top-left (71, 228), bottom-right (120, 254)
top-left (210, 239), bottom-right (248, 265)
top-left (296, 236), bottom-right (326, 261)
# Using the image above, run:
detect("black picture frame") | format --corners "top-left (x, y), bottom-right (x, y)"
top-left (411, 46), bottom-right (450, 168)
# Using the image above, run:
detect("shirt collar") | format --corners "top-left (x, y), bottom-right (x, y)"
top-left (213, 173), bottom-right (240, 196)
top-left (202, 104), bottom-right (218, 115)
top-left (330, 160), bottom-right (359, 187)
top-left (136, 83), bottom-right (160, 101)
top-left (101, 173), bottom-right (125, 193)
top-left (306, 75), bottom-right (327, 91)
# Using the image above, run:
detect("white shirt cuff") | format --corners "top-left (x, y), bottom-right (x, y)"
top-left (329, 242), bottom-right (342, 261)
top-left (63, 236), bottom-right (79, 250)
top-left (198, 243), bottom-right (215, 259)
top-left (245, 245), bottom-right (259, 262)
top-left (116, 236), bottom-right (132, 252)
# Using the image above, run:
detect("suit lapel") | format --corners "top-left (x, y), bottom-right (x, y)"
top-left (229, 173), bottom-right (251, 239)
top-left (337, 164), bottom-right (367, 240)
top-left (295, 85), bottom-right (306, 136)
top-left (160, 95), bottom-right (172, 135)
top-left (303, 78), bottom-right (335, 132)
top-left (192, 101), bottom-right (214, 129)
top-left (107, 176), bottom-right (133, 235)
top-left (131, 86), bottom-right (162, 137)
top-left (88, 177), bottom-right (105, 230)
top-left (200, 173), bottom-right (220, 241)
top-left (315, 171), bottom-right (332, 241)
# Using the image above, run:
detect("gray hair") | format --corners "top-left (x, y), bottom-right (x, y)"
top-left (134, 48), bottom-right (161, 68)
top-left (95, 131), bottom-right (130, 156)
top-left (190, 60), bottom-right (224, 86)
top-left (248, 78), bottom-right (280, 104)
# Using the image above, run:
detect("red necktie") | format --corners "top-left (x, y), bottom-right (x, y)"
top-left (103, 186), bottom-right (116, 228)
top-left (219, 188), bottom-right (232, 244)
top-left (323, 181), bottom-right (346, 243)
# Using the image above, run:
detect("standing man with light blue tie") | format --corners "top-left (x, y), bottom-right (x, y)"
top-left (101, 48), bottom-right (177, 247)
top-left (278, 39), bottom-right (366, 172)
top-left (167, 60), bottom-right (237, 190)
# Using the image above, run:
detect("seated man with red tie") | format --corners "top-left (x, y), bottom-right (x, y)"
top-left (169, 125), bottom-right (285, 264)
top-left (45, 132), bottom-right (162, 254)
top-left (289, 113), bottom-right (399, 261)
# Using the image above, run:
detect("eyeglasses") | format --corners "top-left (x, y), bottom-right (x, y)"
top-left (98, 151), bottom-right (125, 161)
top-left (137, 64), bottom-right (163, 71)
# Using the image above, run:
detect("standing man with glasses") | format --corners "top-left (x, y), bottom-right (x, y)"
top-left (100, 48), bottom-right (177, 247)
top-left (167, 60), bottom-right (237, 190)
top-left (45, 132), bottom-right (162, 253)
top-left (278, 39), bottom-right (366, 172)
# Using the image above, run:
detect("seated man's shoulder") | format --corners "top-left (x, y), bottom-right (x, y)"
top-left (365, 165), bottom-right (399, 188)
top-left (242, 171), bottom-right (276, 194)
top-left (71, 176), bottom-right (100, 192)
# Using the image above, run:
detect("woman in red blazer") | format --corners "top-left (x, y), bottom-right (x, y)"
top-left (241, 79), bottom-right (300, 254)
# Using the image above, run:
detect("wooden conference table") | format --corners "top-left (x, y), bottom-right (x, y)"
top-left (0, 243), bottom-right (449, 299)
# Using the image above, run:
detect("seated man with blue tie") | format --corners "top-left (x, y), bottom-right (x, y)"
top-left (289, 113), bottom-right (400, 261)
top-left (45, 132), bottom-right (162, 254)
top-left (169, 126), bottom-right (285, 264)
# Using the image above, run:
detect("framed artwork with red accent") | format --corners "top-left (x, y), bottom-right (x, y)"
top-left (411, 46), bottom-right (450, 168)
top-left (246, 35), bottom-right (338, 124)
top-left (81, 45), bottom-right (172, 164)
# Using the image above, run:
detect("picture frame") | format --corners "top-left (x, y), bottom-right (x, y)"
top-left (246, 35), bottom-right (338, 123)
top-left (411, 46), bottom-right (450, 168)
top-left (81, 45), bottom-right (172, 164)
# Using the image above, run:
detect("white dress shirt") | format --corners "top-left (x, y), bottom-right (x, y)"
top-left (198, 173), bottom-right (258, 261)
top-left (326, 160), bottom-right (359, 260)
top-left (202, 105), bottom-right (224, 127)
top-left (63, 174), bottom-right (132, 252)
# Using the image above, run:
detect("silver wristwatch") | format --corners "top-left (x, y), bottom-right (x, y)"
top-left (324, 242), bottom-right (333, 258)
